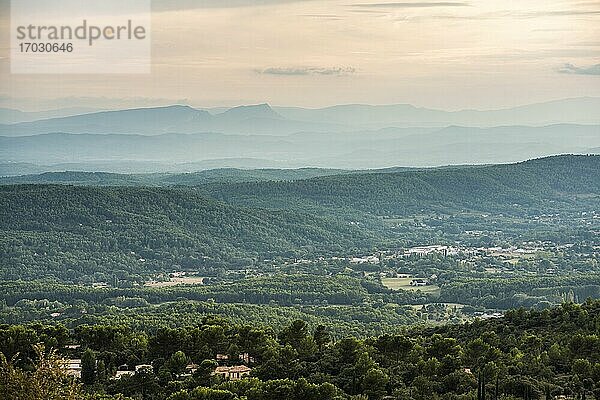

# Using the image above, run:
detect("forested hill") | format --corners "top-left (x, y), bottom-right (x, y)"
top-left (0, 185), bottom-right (374, 281)
top-left (1, 155), bottom-right (598, 281)
top-left (2, 300), bottom-right (600, 400)
top-left (0, 168), bottom-right (353, 186)
top-left (200, 155), bottom-right (600, 215)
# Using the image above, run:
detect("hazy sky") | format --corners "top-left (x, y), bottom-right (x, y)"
top-left (1, 0), bottom-right (599, 110)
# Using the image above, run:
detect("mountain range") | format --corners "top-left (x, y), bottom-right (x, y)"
top-left (0, 97), bottom-right (598, 175)
top-left (1, 97), bottom-right (600, 136)
top-left (0, 104), bottom-right (346, 136)
top-left (0, 124), bottom-right (597, 173)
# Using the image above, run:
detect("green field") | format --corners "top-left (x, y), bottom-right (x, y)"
top-left (381, 277), bottom-right (441, 296)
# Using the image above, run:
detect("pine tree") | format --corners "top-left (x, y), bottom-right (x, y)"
top-left (477, 369), bottom-right (486, 400)
top-left (495, 375), bottom-right (499, 400)
top-left (81, 348), bottom-right (96, 385)
top-left (96, 360), bottom-right (106, 382)
top-left (314, 325), bottom-right (331, 352)
top-left (477, 370), bottom-right (482, 400)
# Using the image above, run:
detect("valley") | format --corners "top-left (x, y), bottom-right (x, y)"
top-left (1, 155), bottom-right (598, 339)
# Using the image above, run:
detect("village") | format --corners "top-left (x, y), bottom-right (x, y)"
top-left (64, 348), bottom-right (253, 382)
top-left (147, 240), bottom-right (581, 280)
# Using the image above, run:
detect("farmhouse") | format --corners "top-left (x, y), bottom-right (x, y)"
top-left (410, 279), bottom-right (429, 287)
top-left (110, 364), bottom-right (151, 379)
top-left (480, 312), bottom-right (503, 320)
top-left (114, 370), bottom-right (134, 379)
top-left (185, 363), bottom-right (199, 374)
top-left (65, 359), bottom-right (82, 378)
top-left (135, 364), bottom-right (153, 373)
top-left (216, 352), bottom-right (255, 364)
top-left (214, 365), bottom-right (252, 380)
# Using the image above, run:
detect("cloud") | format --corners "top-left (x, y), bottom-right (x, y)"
top-left (349, 2), bottom-right (469, 8)
top-left (258, 66), bottom-right (356, 76)
top-left (533, 10), bottom-right (600, 16)
top-left (558, 63), bottom-right (600, 75)
top-left (415, 8), bottom-right (600, 21)
top-left (300, 14), bottom-right (344, 20)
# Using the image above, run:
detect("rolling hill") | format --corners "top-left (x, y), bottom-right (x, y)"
top-left (0, 168), bottom-right (352, 186)
top-left (0, 155), bottom-right (598, 283)
top-left (199, 155), bottom-right (600, 216)
top-left (0, 185), bottom-right (375, 281)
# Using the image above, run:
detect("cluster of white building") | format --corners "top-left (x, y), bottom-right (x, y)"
top-left (65, 353), bottom-right (253, 381)
top-left (403, 245), bottom-right (461, 257)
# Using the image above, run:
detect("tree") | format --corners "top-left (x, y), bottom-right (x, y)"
top-left (81, 348), bottom-right (96, 385)
top-left (169, 351), bottom-right (188, 377)
top-left (193, 359), bottom-right (218, 386)
top-left (477, 369), bottom-right (486, 400)
top-left (280, 320), bottom-right (310, 349)
top-left (313, 325), bottom-right (331, 352)
top-left (280, 320), bottom-right (317, 358)
top-left (96, 360), bottom-right (107, 383)
top-left (362, 368), bottom-right (389, 400)
top-left (0, 344), bottom-right (84, 400)
top-left (189, 386), bottom-right (236, 400)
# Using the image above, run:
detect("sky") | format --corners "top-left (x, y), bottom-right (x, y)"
top-left (0, 0), bottom-right (599, 111)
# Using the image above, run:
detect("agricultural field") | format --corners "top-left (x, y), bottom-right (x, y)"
top-left (381, 277), bottom-right (441, 296)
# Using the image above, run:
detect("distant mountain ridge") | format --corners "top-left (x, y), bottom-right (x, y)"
top-left (1, 98), bottom-right (597, 174)
top-left (221, 103), bottom-right (284, 119)
top-left (0, 103), bottom-right (345, 136)
top-left (0, 124), bottom-right (597, 172)
top-left (0, 106), bottom-right (101, 124)
top-left (1, 97), bottom-right (599, 136)
top-left (274, 97), bottom-right (600, 127)
top-left (0, 105), bottom-right (210, 136)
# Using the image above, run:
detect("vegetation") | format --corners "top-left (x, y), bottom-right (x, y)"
top-left (1, 301), bottom-right (599, 399)
top-left (0, 168), bottom-right (351, 187)
top-left (0, 185), bottom-right (374, 282)
top-left (1, 155), bottom-right (599, 398)
top-left (199, 155), bottom-right (600, 216)
top-left (1, 156), bottom-right (598, 283)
